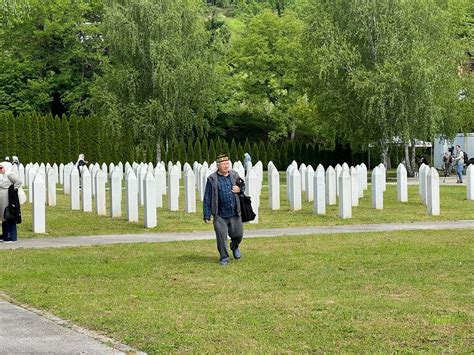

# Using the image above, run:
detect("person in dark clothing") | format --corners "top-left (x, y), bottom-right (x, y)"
top-left (76, 154), bottom-right (88, 187)
top-left (0, 162), bottom-right (21, 243)
top-left (203, 154), bottom-right (245, 266)
top-left (442, 152), bottom-right (453, 182)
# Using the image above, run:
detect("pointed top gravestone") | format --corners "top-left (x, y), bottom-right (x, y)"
top-left (95, 169), bottom-right (106, 216)
top-left (338, 169), bottom-right (351, 219)
top-left (168, 165), bottom-right (180, 211)
top-left (427, 167), bottom-right (440, 216)
top-left (371, 166), bottom-right (383, 209)
top-left (325, 166), bottom-right (336, 205)
top-left (81, 167), bottom-right (92, 212)
top-left (467, 164), bottom-right (474, 200)
top-left (32, 173), bottom-right (46, 234)
top-left (269, 167), bottom-right (280, 210)
top-left (46, 168), bottom-right (57, 207)
top-left (125, 169), bottom-right (138, 222)
top-left (314, 164), bottom-right (326, 215)
top-left (306, 165), bottom-right (314, 202)
top-left (110, 168), bottom-right (122, 218)
top-left (289, 167), bottom-right (302, 211)
top-left (102, 162), bottom-right (108, 177)
top-left (397, 163), bottom-right (408, 202)
top-left (70, 167), bottom-right (80, 210)
top-left (184, 168), bottom-right (196, 213)
top-left (350, 166), bottom-right (359, 206)
top-left (144, 171), bottom-right (157, 228)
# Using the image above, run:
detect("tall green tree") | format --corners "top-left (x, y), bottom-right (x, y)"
top-left (92, 0), bottom-right (217, 160)
top-left (230, 9), bottom-right (312, 142)
top-left (194, 139), bottom-right (202, 163)
top-left (302, 0), bottom-right (473, 172)
top-left (0, 0), bottom-right (105, 115)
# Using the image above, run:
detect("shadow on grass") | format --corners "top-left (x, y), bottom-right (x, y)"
top-left (175, 253), bottom-right (218, 264)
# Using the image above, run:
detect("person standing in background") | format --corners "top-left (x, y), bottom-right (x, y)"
top-left (0, 162), bottom-right (22, 243)
top-left (453, 145), bottom-right (464, 183)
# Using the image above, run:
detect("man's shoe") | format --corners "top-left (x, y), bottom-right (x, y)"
top-left (4, 241), bottom-right (16, 243)
top-left (233, 248), bottom-right (241, 260)
top-left (219, 258), bottom-right (229, 266)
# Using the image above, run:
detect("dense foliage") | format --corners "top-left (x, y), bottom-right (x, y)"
top-left (0, 0), bottom-right (472, 165)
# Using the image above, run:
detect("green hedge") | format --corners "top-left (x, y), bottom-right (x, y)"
top-left (0, 113), bottom-right (364, 168)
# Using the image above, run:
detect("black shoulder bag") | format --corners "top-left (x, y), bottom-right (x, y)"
top-left (236, 177), bottom-right (256, 222)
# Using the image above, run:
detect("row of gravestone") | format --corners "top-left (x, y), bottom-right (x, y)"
top-left (23, 160), bottom-right (252, 232)
top-left (18, 159), bottom-right (474, 233)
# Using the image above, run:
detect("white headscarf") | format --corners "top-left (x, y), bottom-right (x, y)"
top-left (0, 161), bottom-right (12, 173)
top-left (0, 161), bottom-right (13, 184)
top-left (76, 154), bottom-right (85, 165)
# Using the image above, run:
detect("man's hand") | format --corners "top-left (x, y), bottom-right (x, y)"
top-left (204, 219), bottom-right (211, 224)
top-left (232, 185), bottom-right (240, 193)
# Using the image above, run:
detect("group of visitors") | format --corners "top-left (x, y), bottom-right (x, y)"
top-left (442, 144), bottom-right (468, 183)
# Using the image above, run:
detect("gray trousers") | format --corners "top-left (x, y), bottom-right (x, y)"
top-left (213, 215), bottom-right (243, 261)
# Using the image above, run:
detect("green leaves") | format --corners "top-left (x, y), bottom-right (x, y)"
top-left (302, 0), bottom-right (474, 153)
top-left (0, 0), bottom-right (105, 115)
top-left (92, 0), bottom-right (216, 155)
top-left (229, 9), bottom-right (312, 142)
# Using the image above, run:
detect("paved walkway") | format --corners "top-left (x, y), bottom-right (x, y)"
top-left (0, 296), bottom-right (143, 354)
top-left (1, 220), bottom-right (473, 251)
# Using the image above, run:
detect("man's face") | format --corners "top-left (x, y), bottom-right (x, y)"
top-left (217, 160), bottom-right (230, 174)
top-left (456, 145), bottom-right (461, 151)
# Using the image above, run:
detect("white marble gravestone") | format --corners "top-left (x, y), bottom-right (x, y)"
top-left (289, 167), bottom-right (302, 211)
top-left (299, 163), bottom-right (307, 193)
top-left (397, 163), bottom-right (408, 202)
top-left (467, 164), bottom-right (474, 200)
top-left (306, 165), bottom-right (314, 202)
top-left (360, 163), bottom-right (368, 190)
top-left (269, 167), bottom-right (280, 210)
top-left (70, 167), bottom-right (80, 210)
top-left (184, 168), bottom-right (196, 213)
top-left (338, 169), bottom-right (351, 219)
top-left (335, 164), bottom-right (342, 197)
top-left (32, 173), bottom-right (46, 233)
top-left (371, 166), bottom-right (383, 209)
top-left (110, 168), bottom-right (122, 218)
top-left (81, 167), bottom-right (92, 212)
top-left (427, 167), bottom-right (440, 216)
top-left (378, 163), bottom-right (386, 192)
top-left (350, 166), bottom-right (359, 207)
top-left (314, 164), bottom-right (326, 215)
top-left (46, 168), bottom-right (56, 207)
top-left (144, 171), bottom-right (157, 228)
top-left (325, 166), bottom-right (336, 205)
top-left (95, 169), bottom-right (106, 216)
top-left (247, 168), bottom-right (259, 224)
top-left (63, 164), bottom-right (72, 194)
top-left (126, 170), bottom-right (138, 222)
top-left (28, 167), bottom-right (37, 202)
top-left (168, 165), bottom-right (179, 211)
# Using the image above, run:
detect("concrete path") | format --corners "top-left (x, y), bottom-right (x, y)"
top-left (0, 297), bottom-right (143, 354)
top-left (1, 220), bottom-right (473, 251)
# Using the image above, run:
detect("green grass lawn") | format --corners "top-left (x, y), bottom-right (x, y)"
top-left (17, 183), bottom-right (474, 239)
top-left (0, 230), bottom-right (472, 352)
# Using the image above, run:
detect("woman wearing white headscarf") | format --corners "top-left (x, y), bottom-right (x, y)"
top-left (0, 161), bottom-right (22, 242)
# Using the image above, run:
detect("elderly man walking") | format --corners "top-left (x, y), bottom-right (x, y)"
top-left (203, 154), bottom-right (245, 266)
